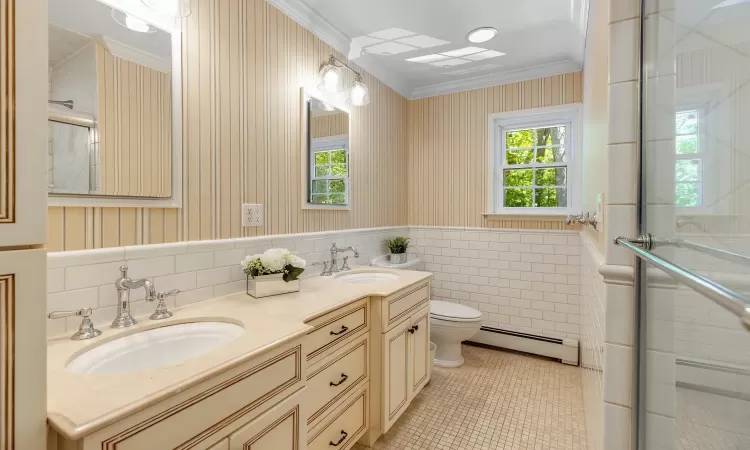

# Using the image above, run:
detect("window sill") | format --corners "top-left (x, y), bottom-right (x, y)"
top-left (482, 212), bottom-right (569, 221)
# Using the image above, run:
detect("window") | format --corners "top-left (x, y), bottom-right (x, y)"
top-left (310, 136), bottom-right (349, 205)
top-left (675, 110), bottom-right (703, 208)
top-left (489, 105), bottom-right (580, 214)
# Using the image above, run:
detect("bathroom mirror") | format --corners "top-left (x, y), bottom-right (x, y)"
top-left (47, 0), bottom-right (181, 206)
top-left (301, 89), bottom-right (351, 209)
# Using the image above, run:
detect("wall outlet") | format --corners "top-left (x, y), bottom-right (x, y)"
top-left (242, 204), bottom-right (264, 227)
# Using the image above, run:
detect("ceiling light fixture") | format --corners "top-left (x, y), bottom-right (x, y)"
top-left (406, 54), bottom-right (450, 63)
top-left (467, 27), bottom-right (497, 43)
top-left (440, 47), bottom-right (486, 57)
top-left (111, 9), bottom-right (157, 33)
top-left (318, 55), bottom-right (370, 106)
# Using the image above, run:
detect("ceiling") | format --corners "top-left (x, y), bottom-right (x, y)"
top-left (270, 0), bottom-right (589, 98)
top-left (48, 24), bottom-right (92, 68)
top-left (48, 0), bottom-right (171, 69)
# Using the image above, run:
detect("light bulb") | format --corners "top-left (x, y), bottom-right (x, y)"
top-left (348, 77), bottom-right (369, 106)
top-left (125, 14), bottom-right (151, 32)
top-left (322, 70), bottom-right (340, 93)
top-left (350, 85), bottom-right (365, 105)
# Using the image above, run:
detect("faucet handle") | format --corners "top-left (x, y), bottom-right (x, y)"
top-left (341, 256), bottom-right (351, 271)
top-left (312, 261), bottom-right (332, 276)
top-left (48, 308), bottom-right (102, 340)
top-left (150, 290), bottom-right (179, 320)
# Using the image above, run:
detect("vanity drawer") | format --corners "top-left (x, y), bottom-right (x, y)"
top-left (383, 283), bottom-right (429, 330)
top-left (83, 340), bottom-right (304, 450)
top-left (307, 384), bottom-right (368, 450)
top-left (306, 298), bottom-right (369, 362)
top-left (306, 333), bottom-right (369, 425)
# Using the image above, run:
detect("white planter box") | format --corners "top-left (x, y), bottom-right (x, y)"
top-left (246, 273), bottom-right (300, 298)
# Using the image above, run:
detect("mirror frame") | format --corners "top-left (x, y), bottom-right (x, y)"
top-left (48, 1), bottom-right (182, 208)
top-left (299, 87), bottom-right (352, 211)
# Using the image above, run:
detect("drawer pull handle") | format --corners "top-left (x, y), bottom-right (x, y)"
top-left (330, 325), bottom-right (349, 336)
top-left (329, 430), bottom-right (348, 446)
top-left (408, 326), bottom-right (415, 334)
top-left (412, 324), bottom-right (419, 331)
top-left (330, 373), bottom-right (349, 387)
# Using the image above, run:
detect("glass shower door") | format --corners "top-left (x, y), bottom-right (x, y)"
top-left (637, 1), bottom-right (750, 448)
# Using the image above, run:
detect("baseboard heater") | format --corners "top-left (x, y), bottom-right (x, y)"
top-left (469, 327), bottom-right (579, 366)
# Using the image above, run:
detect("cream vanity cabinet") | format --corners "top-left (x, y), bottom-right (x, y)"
top-left (303, 298), bottom-right (371, 450)
top-left (380, 302), bottom-right (430, 432)
top-left (47, 339), bottom-right (306, 450)
top-left (365, 281), bottom-right (432, 441)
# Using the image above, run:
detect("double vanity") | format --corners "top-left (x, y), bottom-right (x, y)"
top-left (46, 268), bottom-right (432, 450)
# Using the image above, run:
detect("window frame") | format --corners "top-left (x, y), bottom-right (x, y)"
top-left (674, 106), bottom-right (711, 213)
top-left (309, 135), bottom-right (349, 206)
top-left (487, 104), bottom-right (582, 216)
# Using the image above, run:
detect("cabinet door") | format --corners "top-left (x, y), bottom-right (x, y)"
top-left (381, 319), bottom-right (411, 433)
top-left (229, 387), bottom-right (305, 450)
top-left (409, 306), bottom-right (431, 399)
top-left (0, 0), bottom-right (48, 247)
top-left (207, 438), bottom-right (229, 450)
top-left (0, 249), bottom-right (46, 450)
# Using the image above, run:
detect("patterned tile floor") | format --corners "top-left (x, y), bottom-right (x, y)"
top-left (677, 387), bottom-right (750, 450)
top-left (353, 344), bottom-right (588, 450)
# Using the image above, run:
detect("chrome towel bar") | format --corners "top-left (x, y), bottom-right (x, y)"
top-left (615, 235), bottom-right (750, 329)
top-left (654, 238), bottom-right (750, 267)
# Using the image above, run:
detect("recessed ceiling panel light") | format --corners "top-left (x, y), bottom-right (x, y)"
top-left (440, 46), bottom-right (486, 57)
top-left (429, 58), bottom-right (471, 67)
top-left (467, 27), bottom-right (498, 43)
top-left (395, 35), bottom-right (450, 49)
top-left (351, 35), bottom-right (385, 48)
top-left (405, 54), bottom-right (450, 63)
top-left (368, 27), bottom-right (416, 40)
top-left (464, 50), bottom-right (506, 61)
top-left (366, 41), bottom-right (418, 55)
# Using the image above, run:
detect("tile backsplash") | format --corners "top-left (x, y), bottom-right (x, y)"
top-left (407, 226), bottom-right (581, 341)
top-left (47, 226), bottom-right (408, 337)
top-left (47, 225), bottom-right (587, 344)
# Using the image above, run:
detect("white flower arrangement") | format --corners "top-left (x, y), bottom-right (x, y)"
top-left (241, 248), bottom-right (306, 283)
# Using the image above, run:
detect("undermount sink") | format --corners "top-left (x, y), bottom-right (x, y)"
top-left (66, 321), bottom-right (244, 375)
top-left (335, 271), bottom-right (399, 284)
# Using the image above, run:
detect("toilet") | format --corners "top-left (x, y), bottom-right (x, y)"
top-left (370, 256), bottom-right (482, 368)
top-left (429, 300), bottom-right (482, 368)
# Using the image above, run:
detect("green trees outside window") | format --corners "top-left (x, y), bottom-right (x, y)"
top-left (503, 126), bottom-right (568, 208)
top-left (311, 149), bottom-right (348, 205)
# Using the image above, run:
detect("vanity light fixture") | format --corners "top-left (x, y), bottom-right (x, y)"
top-left (467, 27), bottom-right (497, 43)
top-left (319, 55), bottom-right (370, 106)
top-left (111, 9), bottom-right (157, 33)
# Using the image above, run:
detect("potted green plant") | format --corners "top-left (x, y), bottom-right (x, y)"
top-left (384, 237), bottom-right (410, 264)
top-left (241, 248), bottom-right (306, 298)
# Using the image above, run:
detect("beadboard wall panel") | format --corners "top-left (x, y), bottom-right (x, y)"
top-left (97, 43), bottom-right (172, 198)
top-left (48, 0), bottom-right (408, 251)
top-left (406, 72), bottom-right (584, 230)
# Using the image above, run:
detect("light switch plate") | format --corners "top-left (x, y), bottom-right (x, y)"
top-left (242, 204), bottom-right (263, 227)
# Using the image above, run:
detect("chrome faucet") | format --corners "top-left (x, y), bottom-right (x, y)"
top-left (113, 265), bottom-right (156, 328)
top-left (330, 243), bottom-right (359, 273)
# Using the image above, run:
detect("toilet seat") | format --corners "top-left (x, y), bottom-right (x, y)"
top-left (430, 300), bottom-right (482, 323)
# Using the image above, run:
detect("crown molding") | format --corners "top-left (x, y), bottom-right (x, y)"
top-left (100, 36), bottom-right (171, 73)
top-left (266, 0), bottom-right (412, 98)
top-left (409, 60), bottom-right (583, 99)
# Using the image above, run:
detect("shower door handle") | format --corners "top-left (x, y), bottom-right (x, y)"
top-left (615, 235), bottom-right (750, 330)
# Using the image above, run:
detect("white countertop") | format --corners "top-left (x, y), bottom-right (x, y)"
top-left (46, 267), bottom-right (432, 440)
